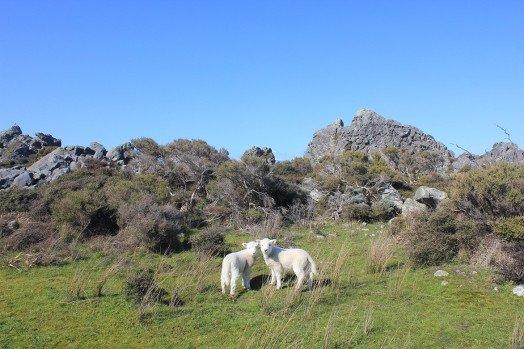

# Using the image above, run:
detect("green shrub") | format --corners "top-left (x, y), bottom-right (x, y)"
top-left (104, 174), bottom-right (171, 209)
top-left (51, 188), bottom-right (109, 241)
top-left (395, 205), bottom-right (479, 266)
top-left (131, 138), bottom-right (164, 157)
top-left (340, 204), bottom-right (372, 222)
top-left (450, 163), bottom-right (524, 219)
top-left (493, 216), bottom-right (524, 241)
top-left (245, 207), bottom-right (266, 223)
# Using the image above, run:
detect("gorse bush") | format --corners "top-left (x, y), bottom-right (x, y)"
top-left (451, 163), bottom-right (524, 220)
top-left (395, 203), bottom-right (480, 266)
top-left (493, 216), bottom-right (524, 241)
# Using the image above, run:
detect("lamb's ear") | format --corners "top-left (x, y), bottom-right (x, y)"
top-left (242, 242), bottom-right (247, 248)
top-left (270, 239), bottom-right (277, 245)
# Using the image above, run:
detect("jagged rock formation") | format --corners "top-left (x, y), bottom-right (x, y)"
top-left (241, 146), bottom-right (276, 165)
top-left (453, 142), bottom-right (524, 171)
top-left (306, 109), bottom-right (454, 172)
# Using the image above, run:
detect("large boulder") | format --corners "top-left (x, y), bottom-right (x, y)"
top-left (401, 198), bottom-right (427, 216)
top-left (27, 147), bottom-right (73, 181)
top-left (306, 109), bottom-right (454, 173)
top-left (413, 186), bottom-right (447, 209)
top-left (34, 132), bottom-right (61, 147)
top-left (377, 182), bottom-right (404, 211)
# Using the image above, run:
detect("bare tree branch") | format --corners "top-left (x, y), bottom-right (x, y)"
top-left (496, 124), bottom-right (512, 142)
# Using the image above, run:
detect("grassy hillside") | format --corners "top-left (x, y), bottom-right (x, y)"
top-left (1, 223), bottom-right (523, 348)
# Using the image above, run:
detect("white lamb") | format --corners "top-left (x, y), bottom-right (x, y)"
top-left (220, 240), bottom-right (259, 297)
top-left (259, 238), bottom-right (317, 291)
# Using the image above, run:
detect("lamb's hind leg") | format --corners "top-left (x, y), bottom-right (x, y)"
top-left (230, 270), bottom-right (240, 297)
top-left (293, 265), bottom-right (306, 291)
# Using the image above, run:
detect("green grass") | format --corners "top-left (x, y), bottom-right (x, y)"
top-left (1, 222), bottom-right (523, 348)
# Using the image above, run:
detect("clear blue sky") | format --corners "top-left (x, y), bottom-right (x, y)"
top-left (1, 1), bottom-right (523, 160)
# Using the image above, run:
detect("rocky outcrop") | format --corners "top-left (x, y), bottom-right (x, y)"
top-left (306, 109), bottom-right (454, 173)
top-left (453, 142), bottom-right (524, 171)
top-left (0, 125), bottom-right (110, 189)
top-left (0, 125), bottom-right (62, 166)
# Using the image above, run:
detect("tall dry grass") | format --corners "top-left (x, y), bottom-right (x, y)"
top-left (368, 234), bottom-right (396, 273)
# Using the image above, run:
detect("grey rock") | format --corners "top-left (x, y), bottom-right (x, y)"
top-left (376, 181), bottom-right (404, 211)
top-left (0, 167), bottom-right (25, 189)
top-left (0, 219), bottom-right (19, 237)
top-left (413, 186), bottom-right (447, 209)
top-left (301, 177), bottom-right (325, 202)
top-left (12, 171), bottom-right (33, 187)
top-left (89, 142), bottom-right (106, 159)
top-left (434, 269), bottom-right (449, 277)
top-left (327, 188), bottom-right (370, 218)
top-left (478, 142), bottom-right (524, 165)
top-left (306, 109), bottom-right (454, 173)
top-left (107, 142), bottom-right (137, 164)
top-left (401, 198), bottom-right (427, 216)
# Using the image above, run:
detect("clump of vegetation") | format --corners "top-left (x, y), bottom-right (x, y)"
top-left (493, 216), bottom-right (524, 241)
top-left (394, 204), bottom-right (479, 266)
top-left (124, 268), bottom-right (168, 305)
top-left (451, 163), bottom-right (524, 220)
top-left (0, 187), bottom-right (38, 213)
top-left (189, 226), bottom-right (228, 256)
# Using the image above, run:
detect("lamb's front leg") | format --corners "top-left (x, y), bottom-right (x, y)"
top-left (269, 269), bottom-right (276, 285)
top-left (242, 268), bottom-right (251, 290)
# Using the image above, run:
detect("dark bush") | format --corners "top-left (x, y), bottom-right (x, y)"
top-left (494, 241), bottom-right (524, 283)
top-left (0, 187), bottom-right (38, 213)
top-left (117, 196), bottom-right (187, 253)
top-left (190, 226), bottom-right (228, 256)
top-left (124, 268), bottom-right (168, 305)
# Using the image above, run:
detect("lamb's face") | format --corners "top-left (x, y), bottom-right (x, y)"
top-left (259, 238), bottom-right (276, 255)
top-left (242, 240), bottom-right (259, 255)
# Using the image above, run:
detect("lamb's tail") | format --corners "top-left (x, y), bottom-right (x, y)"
top-left (307, 255), bottom-right (318, 277)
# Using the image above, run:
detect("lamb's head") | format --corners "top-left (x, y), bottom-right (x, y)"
top-left (242, 240), bottom-right (259, 256)
top-left (259, 238), bottom-right (277, 255)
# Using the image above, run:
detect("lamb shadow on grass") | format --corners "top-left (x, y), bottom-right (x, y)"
top-left (250, 274), bottom-right (332, 291)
